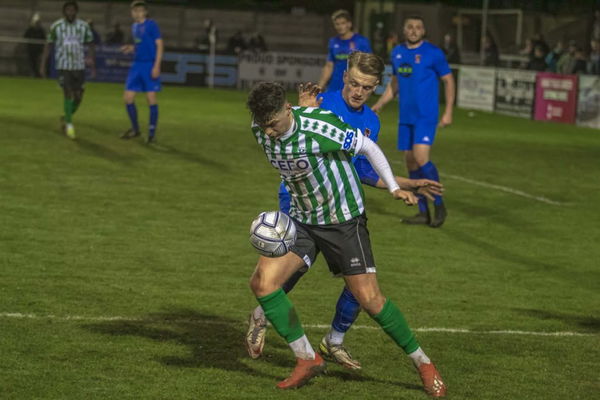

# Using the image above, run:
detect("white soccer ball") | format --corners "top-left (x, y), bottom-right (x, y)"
top-left (249, 211), bottom-right (297, 257)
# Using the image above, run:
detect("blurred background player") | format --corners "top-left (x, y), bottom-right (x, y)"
top-left (248, 52), bottom-right (444, 373)
top-left (120, 0), bottom-right (163, 144)
top-left (373, 16), bottom-right (455, 228)
top-left (318, 9), bottom-right (372, 92)
top-left (40, 1), bottom-right (95, 140)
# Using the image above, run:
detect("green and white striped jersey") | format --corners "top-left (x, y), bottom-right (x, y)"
top-left (252, 107), bottom-right (366, 225)
top-left (47, 18), bottom-right (93, 70)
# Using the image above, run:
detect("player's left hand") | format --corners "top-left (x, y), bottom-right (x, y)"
top-left (438, 112), bottom-right (452, 128)
top-left (298, 82), bottom-right (323, 108)
top-left (392, 189), bottom-right (418, 205)
top-left (411, 179), bottom-right (444, 201)
top-left (152, 65), bottom-right (160, 79)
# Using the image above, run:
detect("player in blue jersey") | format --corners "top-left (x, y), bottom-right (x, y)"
top-left (120, 1), bottom-right (163, 143)
top-left (318, 10), bottom-right (372, 92)
top-left (373, 16), bottom-right (455, 228)
top-left (247, 53), bottom-right (446, 397)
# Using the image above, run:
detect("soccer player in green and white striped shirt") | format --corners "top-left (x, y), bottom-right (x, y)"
top-left (40, 1), bottom-right (95, 139)
top-left (247, 82), bottom-right (447, 396)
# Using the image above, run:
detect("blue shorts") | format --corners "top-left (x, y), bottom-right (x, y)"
top-left (125, 61), bottom-right (161, 92)
top-left (353, 157), bottom-right (379, 187)
top-left (397, 121), bottom-right (437, 151)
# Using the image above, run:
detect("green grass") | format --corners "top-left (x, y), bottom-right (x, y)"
top-left (0, 76), bottom-right (598, 399)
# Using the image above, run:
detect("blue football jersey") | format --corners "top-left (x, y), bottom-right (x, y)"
top-left (390, 41), bottom-right (451, 124)
top-left (318, 90), bottom-right (380, 162)
top-left (132, 19), bottom-right (161, 62)
top-left (327, 33), bottom-right (372, 92)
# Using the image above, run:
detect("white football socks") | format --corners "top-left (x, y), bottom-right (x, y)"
top-left (253, 305), bottom-right (265, 322)
top-left (289, 335), bottom-right (316, 360)
top-left (327, 328), bottom-right (346, 346)
top-left (408, 347), bottom-right (431, 367)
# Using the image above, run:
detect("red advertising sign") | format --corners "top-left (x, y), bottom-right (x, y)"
top-left (534, 73), bottom-right (578, 123)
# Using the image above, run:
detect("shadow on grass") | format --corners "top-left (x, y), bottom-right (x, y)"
top-left (140, 141), bottom-right (230, 171)
top-left (83, 308), bottom-right (423, 391)
top-left (441, 228), bottom-right (560, 272)
top-left (74, 137), bottom-right (137, 165)
top-left (83, 308), bottom-right (287, 379)
top-left (514, 309), bottom-right (600, 333)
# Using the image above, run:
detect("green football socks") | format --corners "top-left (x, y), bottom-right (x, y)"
top-left (257, 288), bottom-right (305, 344)
top-left (372, 299), bottom-right (420, 354)
top-left (64, 98), bottom-right (75, 123)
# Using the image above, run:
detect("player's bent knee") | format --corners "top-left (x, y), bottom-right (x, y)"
top-left (351, 288), bottom-right (385, 315)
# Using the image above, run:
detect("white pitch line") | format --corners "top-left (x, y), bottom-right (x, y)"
top-left (0, 312), bottom-right (595, 337)
top-left (390, 161), bottom-right (565, 206)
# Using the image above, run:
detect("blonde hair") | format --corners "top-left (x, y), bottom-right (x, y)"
top-left (347, 52), bottom-right (385, 82)
top-left (331, 9), bottom-right (351, 22)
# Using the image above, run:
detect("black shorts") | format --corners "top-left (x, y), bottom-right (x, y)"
top-left (57, 69), bottom-right (85, 92)
top-left (290, 214), bottom-right (377, 276)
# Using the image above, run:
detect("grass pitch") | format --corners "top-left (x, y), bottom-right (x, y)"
top-left (0, 77), bottom-right (599, 399)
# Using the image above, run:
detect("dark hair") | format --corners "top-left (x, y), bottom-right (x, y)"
top-left (404, 15), bottom-right (425, 25)
top-left (63, 1), bottom-right (78, 12)
top-left (347, 51), bottom-right (385, 82)
top-left (246, 82), bottom-right (287, 125)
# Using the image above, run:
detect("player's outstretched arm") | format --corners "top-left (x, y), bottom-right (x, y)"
top-left (357, 136), bottom-right (417, 205)
top-left (371, 75), bottom-right (398, 114)
top-left (297, 82), bottom-right (323, 107)
top-left (373, 177), bottom-right (443, 201)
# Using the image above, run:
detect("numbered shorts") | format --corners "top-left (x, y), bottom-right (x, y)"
top-left (397, 121), bottom-right (438, 150)
top-left (57, 69), bottom-right (85, 92)
top-left (290, 214), bottom-right (377, 276)
top-left (125, 61), bottom-right (161, 92)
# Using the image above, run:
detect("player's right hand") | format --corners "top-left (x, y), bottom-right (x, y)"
top-left (371, 103), bottom-right (383, 114)
top-left (298, 82), bottom-right (322, 108)
top-left (120, 45), bottom-right (134, 54)
top-left (392, 189), bottom-right (418, 205)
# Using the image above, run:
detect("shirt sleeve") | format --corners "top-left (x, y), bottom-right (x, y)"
top-left (357, 136), bottom-right (400, 193)
top-left (327, 38), bottom-right (335, 62)
top-left (433, 48), bottom-right (451, 77)
top-left (301, 111), bottom-right (364, 155)
top-left (47, 24), bottom-right (56, 43)
top-left (150, 21), bottom-right (162, 40)
top-left (360, 36), bottom-right (372, 53)
top-left (84, 23), bottom-right (93, 43)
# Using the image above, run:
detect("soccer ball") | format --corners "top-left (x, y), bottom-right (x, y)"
top-left (249, 211), bottom-right (297, 257)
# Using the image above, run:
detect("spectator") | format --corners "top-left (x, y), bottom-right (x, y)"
top-left (557, 41), bottom-right (577, 74)
top-left (572, 47), bottom-right (588, 74)
top-left (248, 31), bottom-right (267, 53)
top-left (527, 45), bottom-right (547, 71)
top-left (226, 30), bottom-right (247, 54)
top-left (591, 9), bottom-right (600, 42)
top-left (588, 39), bottom-right (600, 74)
top-left (518, 37), bottom-right (534, 68)
top-left (545, 40), bottom-right (564, 72)
top-left (87, 19), bottom-right (101, 45)
top-left (386, 32), bottom-right (398, 58)
top-left (482, 34), bottom-right (499, 66)
top-left (442, 33), bottom-right (460, 64)
top-left (106, 22), bottom-right (124, 45)
top-left (23, 12), bottom-right (45, 77)
top-left (196, 19), bottom-right (218, 52)
top-left (532, 33), bottom-right (549, 56)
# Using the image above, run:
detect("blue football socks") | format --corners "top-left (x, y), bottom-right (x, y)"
top-left (409, 169), bottom-right (429, 213)
top-left (419, 161), bottom-right (443, 206)
top-left (126, 103), bottom-right (139, 133)
top-left (331, 286), bottom-right (361, 333)
top-left (149, 104), bottom-right (158, 138)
